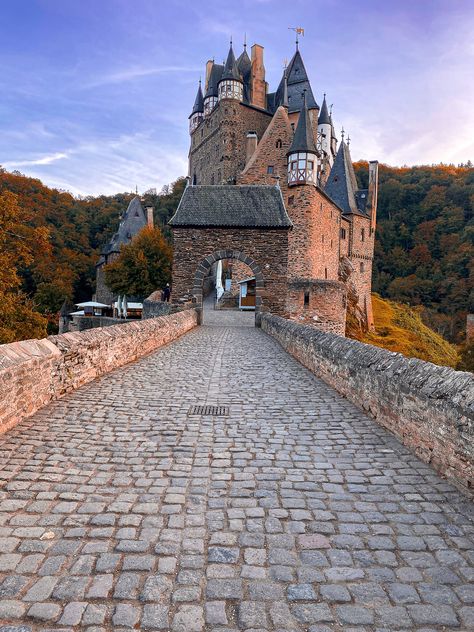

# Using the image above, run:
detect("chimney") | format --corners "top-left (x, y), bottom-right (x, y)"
top-left (250, 44), bottom-right (266, 109)
top-left (367, 161), bottom-right (379, 234)
top-left (246, 132), bottom-right (258, 164)
top-left (146, 206), bottom-right (154, 228)
top-left (205, 60), bottom-right (213, 91)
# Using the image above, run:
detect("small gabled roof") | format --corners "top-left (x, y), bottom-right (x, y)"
top-left (221, 42), bottom-right (242, 82)
top-left (325, 141), bottom-right (366, 216)
top-left (169, 185), bottom-right (292, 228)
top-left (285, 50), bottom-right (318, 113)
top-left (205, 63), bottom-right (223, 98)
top-left (190, 81), bottom-right (204, 116)
top-left (288, 93), bottom-right (318, 155)
top-left (101, 196), bottom-right (147, 256)
top-left (237, 48), bottom-right (251, 82)
top-left (318, 94), bottom-right (330, 125)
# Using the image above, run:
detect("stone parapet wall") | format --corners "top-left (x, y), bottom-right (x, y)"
top-left (0, 310), bottom-right (198, 435)
top-left (261, 314), bottom-right (474, 494)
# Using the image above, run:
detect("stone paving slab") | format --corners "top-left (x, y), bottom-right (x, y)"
top-left (0, 307), bottom-right (473, 631)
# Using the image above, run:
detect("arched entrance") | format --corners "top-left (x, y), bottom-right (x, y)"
top-left (192, 250), bottom-right (265, 325)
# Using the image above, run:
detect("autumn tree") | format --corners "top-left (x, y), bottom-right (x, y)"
top-left (104, 226), bottom-right (173, 297)
top-left (0, 191), bottom-right (50, 342)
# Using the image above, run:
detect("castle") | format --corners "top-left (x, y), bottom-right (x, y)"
top-left (169, 39), bottom-right (379, 333)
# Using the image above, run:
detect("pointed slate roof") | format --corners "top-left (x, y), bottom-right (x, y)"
top-left (324, 141), bottom-right (366, 216)
top-left (190, 81), bottom-right (204, 116)
top-left (205, 63), bottom-right (223, 98)
top-left (285, 50), bottom-right (318, 113)
top-left (318, 94), bottom-right (330, 125)
top-left (221, 42), bottom-right (242, 81)
top-left (101, 197), bottom-right (147, 256)
top-left (169, 185), bottom-right (292, 228)
top-left (288, 93), bottom-right (318, 155)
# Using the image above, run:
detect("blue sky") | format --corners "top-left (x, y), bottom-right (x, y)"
top-left (0, 0), bottom-right (473, 196)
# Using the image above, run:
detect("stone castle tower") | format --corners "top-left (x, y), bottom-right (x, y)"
top-left (171, 39), bottom-right (378, 332)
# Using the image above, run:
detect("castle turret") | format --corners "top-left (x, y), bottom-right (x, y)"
top-left (189, 80), bottom-right (204, 133)
top-left (318, 94), bottom-right (333, 166)
top-left (287, 92), bottom-right (319, 186)
top-left (218, 41), bottom-right (243, 101)
top-left (203, 63), bottom-right (222, 116)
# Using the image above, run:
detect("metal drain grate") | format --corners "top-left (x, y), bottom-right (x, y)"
top-left (188, 405), bottom-right (229, 416)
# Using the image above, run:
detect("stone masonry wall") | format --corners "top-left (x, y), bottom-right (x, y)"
top-left (0, 310), bottom-right (198, 435)
top-left (261, 314), bottom-right (474, 494)
top-left (286, 279), bottom-right (347, 335)
top-left (190, 101), bottom-right (271, 185)
top-left (171, 227), bottom-right (289, 316)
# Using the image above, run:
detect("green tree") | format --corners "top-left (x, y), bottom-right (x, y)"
top-left (104, 226), bottom-right (173, 297)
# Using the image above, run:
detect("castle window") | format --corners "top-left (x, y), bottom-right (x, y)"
top-left (331, 239), bottom-right (333, 248)
top-left (288, 195), bottom-right (294, 206)
top-left (211, 174), bottom-right (215, 185)
top-left (322, 234), bottom-right (324, 243)
top-left (189, 112), bottom-right (203, 134)
top-left (341, 228), bottom-right (347, 239)
top-left (360, 262), bottom-right (365, 273)
top-left (361, 228), bottom-right (365, 241)
top-left (276, 139), bottom-right (282, 149)
top-left (291, 123), bottom-right (295, 131)
top-left (192, 173), bottom-right (197, 185)
top-left (325, 267), bottom-right (328, 279)
top-left (267, 165), bottom-right (274, 174)
top-left (304, 291), bottom-right (310, 307)
top-left (218, 80), bottom-right (243, 102)
top-left (288, 151), bottom-right (317, 186)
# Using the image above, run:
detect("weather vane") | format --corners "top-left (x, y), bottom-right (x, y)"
top-left (288, 27), bottom-right (305, 49)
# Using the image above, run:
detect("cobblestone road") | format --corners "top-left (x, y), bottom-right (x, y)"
top-left (0, 308), bottom-right (473, 631)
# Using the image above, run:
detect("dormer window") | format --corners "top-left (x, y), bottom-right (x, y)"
top-left (218, 80), bottom-right (243, 101)
top-left (287, 151), bottom-right (317, 186)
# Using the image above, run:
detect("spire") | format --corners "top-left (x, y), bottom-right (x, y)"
top-left (324, 140), bottom-right (360, 214)
top-left (282, 68), bottom-right (289, 108)
top-left (191, 80), bottom-right (204, 115)
top-left (284, 49), bottom-right (318, 112)
top-left (221, 39), bottom-right (242, 81)
top-left (318, 93), bottom-right (330, 125)
top-left (288, 91), bottom-right (318, 155)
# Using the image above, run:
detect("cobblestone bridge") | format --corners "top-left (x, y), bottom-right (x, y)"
top-left (0, 309), bottom-right (473, 631)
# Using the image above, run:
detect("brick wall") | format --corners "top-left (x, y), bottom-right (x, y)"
top-left (0, 310), bottom-right (198, 435)
top-left (171, 227), bottom-right (289, 316)
top-left (261, 314), bottom-right (474, 494)
top-left (286, 279), bottom-right (347, 335)
top-left (287, 186), bottom-right (341, 282)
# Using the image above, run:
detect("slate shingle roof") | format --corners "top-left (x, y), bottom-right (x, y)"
top-left (101, 197), bottom-right (147, 256)
top-left (205, 64), bottom-right (223, 98)
top-left (191, 81), bottom-right (204, 115)
top-left (169, 185), bottom-right (292, 228)
top-left (324, 142), bottom-right (368, 216)
top-left (288, 93), bottom-right (318, 155)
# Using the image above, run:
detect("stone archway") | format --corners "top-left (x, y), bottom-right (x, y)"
top-left (192, 250), bottom-right (265, 325)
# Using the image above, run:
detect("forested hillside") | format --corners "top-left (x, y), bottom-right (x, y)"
top-left (354, 163), bottom-right (473, 342)
top-left (0, 167), bottom-right (185, 340)
top-left (0, 162), bottom-right (472, 349)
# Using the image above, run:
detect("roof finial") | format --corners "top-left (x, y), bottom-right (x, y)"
top-left (243, 33), bottom-right (247, 50)
top-left (341, 126), bottom-right (345, 141)
top-left (347, 134), bottom-right (351, 147)
top-left (330, 103), bottom-right (333, 115)
top-left (135, 185), bottom-right (138, 195)
top-left (288, 27), bottom-right (304, 51)
top-left (230, 36), bottom-right (233, 48)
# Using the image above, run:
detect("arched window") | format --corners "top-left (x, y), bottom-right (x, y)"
top-left (276, 139), bottom-right (282, 149)
top-left (360, 262), bottom-right (365, 273)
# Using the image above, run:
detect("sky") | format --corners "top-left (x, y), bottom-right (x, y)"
top-left (0, 0), bottom-right (473, 196)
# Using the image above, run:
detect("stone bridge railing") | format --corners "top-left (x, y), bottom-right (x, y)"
top-left (0, 309), bottom-right (198, 435)
top-left (262, 314), bottom-right (474, 494)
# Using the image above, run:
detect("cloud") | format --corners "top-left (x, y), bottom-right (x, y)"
top-left (83, 65), bottom-right (201, 89)
top-left (4, 152), bottom-right (68, 168)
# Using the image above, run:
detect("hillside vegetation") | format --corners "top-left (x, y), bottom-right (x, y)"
top-left (348, 294), bottom-right (459, 368)
top-left (0, 167), bottom-right (185, 340)
top-left (354, 163), bottom-right (473, 342)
